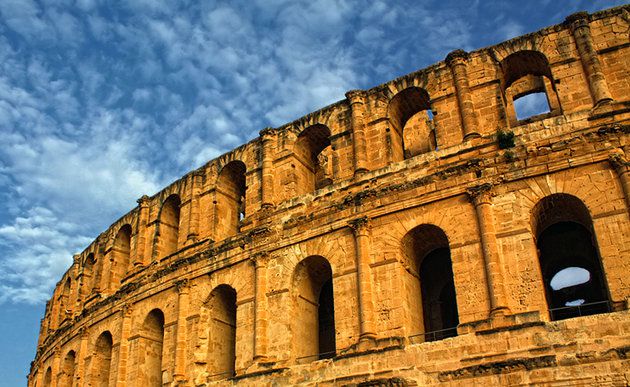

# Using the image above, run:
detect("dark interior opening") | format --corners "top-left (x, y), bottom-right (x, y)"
top-left (318, 277), bottom-right (336, 359)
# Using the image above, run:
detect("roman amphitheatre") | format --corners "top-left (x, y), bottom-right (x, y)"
top-left (31, 5), bottom-right (629, 386)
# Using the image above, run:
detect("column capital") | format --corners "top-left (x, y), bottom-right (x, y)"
top-left (345, 89), bottom-right (367, 104)
top-left (467, 183), bottom-right (494, 206)
top-left (348, 216), bottom-right (371, 235)
top-left (609, 151), bottom-right (629, 174)
top-left (250, 251), bottom-right (271, 268)
top-left (445, 49), bottom-right (469, 67)
top-left (121, 303), bottom-right (134, 317)
top-left (137, 195), bottom-right (151, 207)
top-left (565, 11), bottom-right (590, 31)
top-left (175, 279), bottom-right (189, 294)
top-left (259, 127), bottom-right (276, 140)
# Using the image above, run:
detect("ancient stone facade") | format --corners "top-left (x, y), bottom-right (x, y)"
top-left (30, 6), bottom-right (630, 386)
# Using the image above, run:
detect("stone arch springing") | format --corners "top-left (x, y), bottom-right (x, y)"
top-left (42, 367), bottom-right (52, 387)
top-left (60, 350), bottom-right (76, 387)
top-left (157, 194), bottom-right (181, 259)
top-left (111, 224), bottom-right (132, 287)
top-left (387, 86), bottom-right (436, 161)
top-left (206, 284), bottom-right (237, 379)
top-left (93, 331), bottom-right (113, 387)
top-left (215, 160), bottom-right (246, 241)
top-left (292, 255), bottom-right (336, 362)
top-left (139, 308), bottom-right (165, 386)
top-left (532, 193), bottom-right (610, 320)
top-left (500, 50), bottom-right (561, 124)
top-left (402, 224), bottom-right (459, 341)
top-left (293, 124), bottom-right (333, 193)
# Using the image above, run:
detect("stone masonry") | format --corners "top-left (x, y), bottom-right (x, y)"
top-left (31, 6), bottom-right (630, 386)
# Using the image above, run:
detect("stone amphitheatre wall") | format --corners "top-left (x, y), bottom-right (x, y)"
top-left (31, 6), bottom-right (630, 386)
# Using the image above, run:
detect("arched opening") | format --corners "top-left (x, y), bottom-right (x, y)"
top-left (140, 309), bottom-right (165, 386)
top-left (207, 285), bottom-right (237, 379)
top-left (111, 224), bottom-right (132, 287)
top-left (387, 87), bottom-right (436, 161)
top-left (82, 253), bottom-right (97, 298)
top-left (93, 331), bottom-right (113, 387)
top-left (293, 256), bottom-right (336, 362)
top-left (43, 367), bottom-right (52, 387)
top-left (60, 350), bottom-right (76, 387)
top-left (294, 124), bottom-right (333, 193)
top-left (158, 195), bottom-right (181, 259)
top-left (402, 224), bottom-right (458, 342)
top-left (215, 160), bottom-right (246, 241)
top-left (532, 194), bottom-right (610, 320)
top-left (59, 278), bottom-right (72, 323)
top-left (501, 50), bottom-right (561, 124)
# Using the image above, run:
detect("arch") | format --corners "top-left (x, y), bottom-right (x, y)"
top-left (158, 194), bottom-right (181, 259)
top-left (140, 309), bottom-right (165, 386)
top-left (111, 224), bottom-right (132, 287)
top-left (293, 124), bottom-right (333, 193)
top-left (60, 350), bottom-right (76, 387)
top-left (215, 160), bottom-right (246, 241)
top-left (401, 224), bottom-right (459, 341)
top-left (93, 331), bottom-right (113, 387)
top-left (500, 50), bottom-right (561, 123)
top-left (42, 367), bottom-right (52, 387)
top-left (206, 284), bottom-right (237, 379)
top-left (532, 194), bottom-right (611, 320)
top-left (292, 256), bottom-right (336, 362)
top-left (82, 253), bottom-right (97, 298)
top-left (59, 277), bottom-right (72, 323)
top-left (387, 87), bottom-right (436, 161)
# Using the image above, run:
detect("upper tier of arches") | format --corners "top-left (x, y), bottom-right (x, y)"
top-left (41, 7), bottom-right (629, 333)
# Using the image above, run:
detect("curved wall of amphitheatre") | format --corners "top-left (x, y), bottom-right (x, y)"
top-left (31, 6), bottom-right (630, 386)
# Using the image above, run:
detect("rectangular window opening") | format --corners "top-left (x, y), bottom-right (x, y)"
top-left (514, 92), bottom-right (551, 121)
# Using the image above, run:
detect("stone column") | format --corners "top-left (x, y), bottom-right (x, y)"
top-left (134, 195), bottom-right (151, 267)
top-left (174, 279), bottom-right (190, 382)
top-left (50, 348), bottom-right (60, 387)
top-left (566, 12), bottom-right (613, 106)
top-left (348, 217), bottom-right (377, 340)
top-left (251, 252), bottom-right (269, 361)
top-left (346, 90), bottom-right (369, 176)
top-left (609, 151), bottom-right (630, 212)
top-left (187, 171), bottom-right (203, 242)
top-left (259, 128), bottom-right (276, 209)
top-left (115, 304), bottom-right (133, 387)
top-left (467, 184), bottom-right (509, 316)
top-left (76, 328), bottom-right (89, 387)
top-left (446, 49), bottom-right (480, 139)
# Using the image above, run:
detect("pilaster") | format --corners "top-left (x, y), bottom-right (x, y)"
top-left (174, 279), bottom-right (190, 382)
top-left (446, 50), bottom-right (480, 139)
top-left (348, 217), bottom-right (377, 341)
top-left (346, 90), bottom-right (369, 176)
top-left (259, 128), bottom-right (276, 209)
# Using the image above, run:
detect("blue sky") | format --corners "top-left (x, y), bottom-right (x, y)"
top-left (0, 1), bottom-right (624, 385)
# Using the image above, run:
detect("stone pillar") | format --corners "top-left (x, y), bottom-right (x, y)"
top-left (134, 195), bottom-right (151, 267)
top-left (174, 279), bottom-right (190, 382)
top-left (566, 12), bottom-right (613, 106)
top-left (50, 348), bottom-right (60, 387)
top-left (259, 128), bottom-right (276, 209)
top-left (251, 252), bottom-right (270, 361)
top-left (446, 49), bottom-right (480, 139)
top-left (346, 90), bottom-right (369, 176)
top-left (187, 171), bottom-right (203, 242)
top-left (609, 151), bottom-right (630, 212)
top-left (115, 304), bottom-right (133, 387)
top-left (348, 217), bottom-right (377, 340)
top-left (467, 184), bottom-right (509, 316)
top-left (76, 328), bottom-right (89, 387)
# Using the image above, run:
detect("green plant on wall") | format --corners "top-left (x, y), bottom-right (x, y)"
top-left (497, 129), bottom-right (515, 149)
